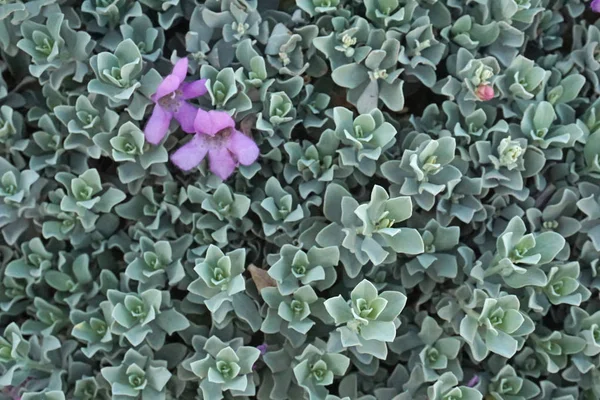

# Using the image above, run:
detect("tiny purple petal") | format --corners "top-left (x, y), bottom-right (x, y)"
top-left (257, 344), bottom-right (268, 355)
top-left (208, 147), bottom-right (237, 180)
top-left (173, 101), bottom-right (198, 133)
top-left (171, 135), bottom-right (209, 171)
top-left (144, 106), bottom-right (172, 144)
top-left (181, 79), bottom-right (208, 100)
top-left (467, 375), bottom-right (480, 387)
top-left (171, 57), bottom-right (189, 82)
top-left (228, 130), bottom-right (259, 166)
top-left (3, 384), bottom-right (22, 400)
top-left (593, 0), bottom-right (600, 12)
top-left (194, 109), bottom-right (235, 136)
top-left (153, 75), bottom-right (182, 101)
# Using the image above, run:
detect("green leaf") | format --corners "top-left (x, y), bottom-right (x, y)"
top-left (485, 330), bottom-right (518, 358)
top-left (155, 309), bottom-right (189, 335)
top-left (324, 295), bottom-right (353, 324)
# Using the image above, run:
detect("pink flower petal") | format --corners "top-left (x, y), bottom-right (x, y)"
top-left (153, 75), bottom-right (182, 101)
top-left (208, 147), bottom-right (237, 180)
top-left (181, 79), bottom-right (208, 100)
top-left (144, 106), bottom-right (172, 145)
top-left (173, 101), bottom-right (198, 133)
top-left (171, 135), bottom-right (209, 171)
top-left (171, 57), bottom-right (189, 82)
top-left (194, 109), bottom-right (235, 136)
top-left (228, 130), bottom-right (259, 166)
top-left (593, 0), bottom-right (600, 12)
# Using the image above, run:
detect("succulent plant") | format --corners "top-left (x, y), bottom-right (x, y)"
top-left (293, 340), bottom-right (350, 399)
top-left (382, 135), bottom-right (461, 211)
top-left (0, 157), bottom-right (44, 244)
top-left (110, 15), bottom-right (165, 61)
top-left (43, 252), bottom-right (101, 308)
top-left (189, 336), bottom-right (260, 399)
top-left (265, 23), bottom-right (324, 78)
top-left (427, 372), bottom-right (482, 400)
top-left (364, 0), bottom-right (418, 30)
top-left (88, 39), bottom-right (161, 116)
top-left (331, 37), bottom-right (404, 113)
top-left (316, 183), bottom-right (424, 277)
top-left (101, 347), bottom-right (171, 400)
top-left (124, 235), bottom-right (191, 289)
top-left (283, 130), bottom-right (349, 199)
top-left (107, 288), bottom-right (189, 348)
top-left (458, 290), bottom-right (535, 361)
top-left (17, 13), bottom-right (95, 88)
top-left (313, 17), bottom-right (373, 71)
top-left (471, 216), bottom-right (565, 289)
top-left (469, 132), bottom-right (545, 195)
top-left (94, 120), bottom-right (168, 191)
top-left (400, 220), bottom-right (461, 293)
top-left (397, 16), bottom-right (447, 87)
top-left (487, 365), bottom-right (540, 400)
top-left (531, 329), bottom-right (586, 373)
top-left (1, 2), bottom-right (600, 399)
top-left (54, 95), bottom-right (119, 159)
top-left (5, 237), bottom-right (56, 283)
top-left (187, 245), bottom-right (246, 305)
top-left (267, 244), bottom-right (339, 295)
top-left (82, 0), bottom-right (142, 30)
top-left (71, 302), bottom-right (115, 358)
top-left (200, 65), bottom-right (252, 114)
top-left (511, 101), bottom-right (583, 160)
top-left (261, 285), bottom-right (324, 345)
top-left (498, 55), bottom-right (551, 100)
top-left (186, 244), bottom-right (261, 331)
top-left (325, 279), bottom-right (407, 359)
top-left (251, 177), bottom-right (310, 245)
top-left (334, 107), bottom-right (397, 180)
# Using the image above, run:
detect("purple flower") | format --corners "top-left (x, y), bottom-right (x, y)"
top-left (467, 375), bottom-right (480, 387)
top-left (144, 57), bottom-right (207, 145)
top-left (593, 0), bottom-right (600, 12)
top-left (171, 109), bottom-right (259, 180)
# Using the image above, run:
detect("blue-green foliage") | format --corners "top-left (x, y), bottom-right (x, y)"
top-left (1, 0), bottom-right (600, 399)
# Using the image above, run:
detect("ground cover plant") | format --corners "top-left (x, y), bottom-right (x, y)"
top-left (1, 0), bottom-right (600, 399)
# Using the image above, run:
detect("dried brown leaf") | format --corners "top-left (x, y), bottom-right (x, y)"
top-left (248, 264), bottom-right (276, 292)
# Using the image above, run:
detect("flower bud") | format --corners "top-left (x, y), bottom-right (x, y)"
top-left (476, 84), bottom-right (495, 101)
